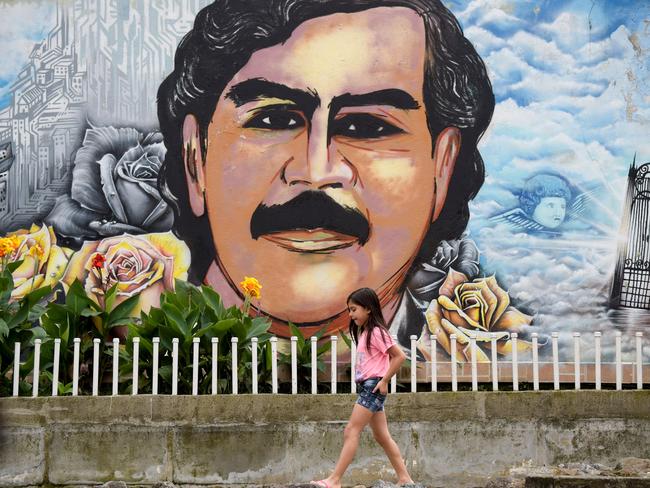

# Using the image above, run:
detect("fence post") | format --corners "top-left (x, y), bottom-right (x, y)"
top-left (532, 332), bottom-right (539, 391)
top-left (112, 337), bottom-right (120, 396)
top-left (552, 332), bottom-right (559, 390)
top-left (391, 334), bottom-right (398, 394)
top-left (72, 338), bottom-right (80, 396)
top-left (636, 332), bottom-right (643, 390)
top-left (171, 337), bottom-right (179, 396)
top-left (152, 337), bottom-right (160, 395)
top-left (132, 337), bottom-right (140, 395)
top-left (470, 333), bottom-right (478, 392)
top-left (231, 336), bottom-right (238, 395)
top-left (331, 335), bottom-right (338, 394)
top-left (291, 336), bottom-right (298, 395)
top-left (211, 337), bottom-right (218, 395)
top-left (594, 332), bottom-right (601, 391)
top-left (450, 334), bottom-right (457, 392)
top-left (410, 335), bottom-right (417, 393)
top-left (271, 337), bottom-right (278, 394)
top-left (351, 339), bottom-right (357, 394)
top-left (311, 336), bottom-right (317, 395)
top-left (12, 342), bottom-right (20, 397)
top-left (92, 338), bottom-right (100, 396)
top-left (52, 338), bottom-right (61, 397)
top-left (573, 332), bottom-right (581, 390)
top-left (252, 337), bottom-right (258, 395)
top-left (32, 339), bottom-right (41, 397)
top-left (491, 333), bottom-right (498, 391)
top-left (511, 333), bottom-right (518, 392)
top-left (431, 334), bottom-right (437, 392)
top-left (615, 331), bottom-right (622, 391)
top-left (192, 337), bottom-right (200, 396)
top-left (469, 332), bottom-right (478, 391)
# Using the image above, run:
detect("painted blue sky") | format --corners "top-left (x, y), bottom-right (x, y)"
top-left (0, 1), bottom-right (55, 108)
top-left (445, 0), bottom-right (650, 222)
top-left (449, 0), bottom-right (650, 350)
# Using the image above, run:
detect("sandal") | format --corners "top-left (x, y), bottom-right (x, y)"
top-left (311, 481), bottom-right (331, 488)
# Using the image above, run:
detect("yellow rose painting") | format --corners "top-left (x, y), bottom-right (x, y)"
top-left (3, 224), bottom-right (72, 300)
top-left (63, 231), bottom-right (190, 316)
top-left (418, 269), bottom-right (537, 363)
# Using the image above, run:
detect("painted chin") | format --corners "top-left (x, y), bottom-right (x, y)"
top-left (260, 228), bottom-right (360, 253)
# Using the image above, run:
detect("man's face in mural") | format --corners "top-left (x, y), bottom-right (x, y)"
top-left (184, 7), bottom-right (460, 323)
top-left (532, 197), bottom-right (567, 229)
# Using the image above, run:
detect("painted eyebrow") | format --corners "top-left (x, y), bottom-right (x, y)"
top-left (225, 78), bottom-right (320, 116)
top-left (225, 79), bottom-right (420, 127)
top-left (330, 89), bottom-right (420, 114)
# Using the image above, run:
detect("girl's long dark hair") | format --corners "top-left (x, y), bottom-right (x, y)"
top-left (348, 287), bottom-right (391, 353)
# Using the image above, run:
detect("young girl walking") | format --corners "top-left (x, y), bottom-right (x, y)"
top-left (312, 287), bottom-right (415, 488)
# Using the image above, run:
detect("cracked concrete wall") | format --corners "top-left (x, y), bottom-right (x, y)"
top-left (1, 391), bottom-right (649, 487)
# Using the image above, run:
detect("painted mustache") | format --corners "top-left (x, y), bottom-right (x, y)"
top-left (250, 190), bottom-right (370, 245)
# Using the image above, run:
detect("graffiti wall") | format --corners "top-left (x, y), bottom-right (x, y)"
top-left (1, 0), bottom-right (649, 372)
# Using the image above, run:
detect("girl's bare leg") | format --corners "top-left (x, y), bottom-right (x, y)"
top-left (369, 411), bottom-right (414, 485)
top-left (311, 404), bottom-right (374, 488)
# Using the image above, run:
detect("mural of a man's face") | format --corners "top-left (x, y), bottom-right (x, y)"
top-left (532, 196), bottom-right (567, 229)
top-left (184, 7), bottom-right (460, 323)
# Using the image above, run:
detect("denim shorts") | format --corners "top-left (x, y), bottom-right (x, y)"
top-left (356, 377), bottom-right (387, 413)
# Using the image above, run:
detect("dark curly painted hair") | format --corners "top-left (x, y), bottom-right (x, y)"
top-left (519, 173), bottom-right (573, 216)
top-left (157, 0), bottom-right (495, 283)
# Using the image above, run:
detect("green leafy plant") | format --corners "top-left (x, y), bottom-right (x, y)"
top-left (278, 322), bottom-right (331, 393)
top-left (0, 260), bottom-right (52, 396)
top-left (123, 280), bottom-right (273, 395)
top-left (28, 279), bottom-right (139, 396)
top-left (339, 328), bottom-right (356, 385)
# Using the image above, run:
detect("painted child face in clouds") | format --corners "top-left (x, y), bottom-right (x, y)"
top-left (188, 7), bottom-right (460, 323)
top-left (532, 196), bottom-right (567, 229)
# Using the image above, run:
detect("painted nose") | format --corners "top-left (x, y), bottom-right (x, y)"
top-left (282, 111), bottom-right (355, 189)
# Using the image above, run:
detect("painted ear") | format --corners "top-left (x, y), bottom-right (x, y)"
top-left (182, 114), bottom-right (206, 217)
top-left (431, 127), bottom-right (461, 222)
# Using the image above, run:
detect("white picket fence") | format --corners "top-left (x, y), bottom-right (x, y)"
top-left (9, 331), bottom-right (648, 397)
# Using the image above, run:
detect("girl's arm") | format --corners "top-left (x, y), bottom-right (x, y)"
top-left (373, 344), bottom-right (407, 395)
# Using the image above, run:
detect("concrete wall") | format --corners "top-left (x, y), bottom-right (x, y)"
top-left (1, 391), bottom-right (649, 487)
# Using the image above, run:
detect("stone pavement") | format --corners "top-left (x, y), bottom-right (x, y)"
top-left (92, 462), bottom-right (650, 487)
top-left (94, 458), bottom-right (650, 488)
top-left (484, 458), bottom-right (650, 488)
top-left (97, 482), bottom-right (427, 488)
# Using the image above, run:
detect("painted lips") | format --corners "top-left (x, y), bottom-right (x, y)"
top-left (261, 228), bottom-right (358, 252)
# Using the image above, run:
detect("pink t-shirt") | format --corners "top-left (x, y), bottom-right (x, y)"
top-left (355, 327), bottom-right (395, 382)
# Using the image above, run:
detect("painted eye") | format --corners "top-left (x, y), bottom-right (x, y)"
top-left (244, 110), bottom-right (305, 130)
top-left (333, 114), bottom-right (404, 139)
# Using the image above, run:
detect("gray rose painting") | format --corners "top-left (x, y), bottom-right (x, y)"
top-left (45, 127), bottom-right (173, 244)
